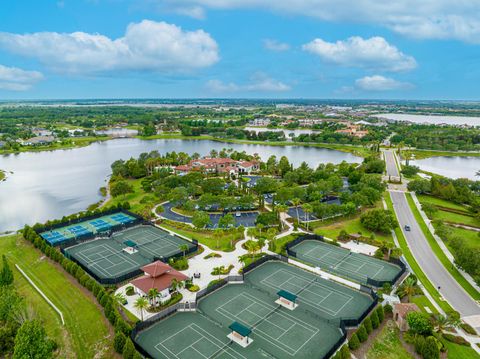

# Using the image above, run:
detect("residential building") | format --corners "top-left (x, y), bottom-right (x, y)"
top-left (174, 157), bottom-right (259, 175)
top-left (23, 135), bottom-right (56, 145)
top-left (335, 124), bottom-right (369, 138)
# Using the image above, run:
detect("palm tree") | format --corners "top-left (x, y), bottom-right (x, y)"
top-left (179, 244), bottom-right (189, 258)
top-left (148, 288), bottom-right (159, 307)
top-left (256, 223), bottom-right (264, 235)
top-left (433, 312), bottom-right (460, 333)
top-left (134, 297), bottom-right (149, 321)
top-left (276, 204), bottom-right (288, 230)
top-left (245, 240), bottom-right (257, 260)
top-left (302, 203), bottom-right (313, 231)
top-left (398, 277), bottom-right (418, 302)
top-left (291, 198), bottom-right (301, 224)
top-left (213, 266), bottom-right (223, 280)
top-left (113, 292), bottom-right (126, 306)
top-left (171, 278), bottom-right (179, 293)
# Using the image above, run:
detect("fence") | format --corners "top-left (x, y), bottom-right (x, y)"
top-left (195, 275), bottom-right (244, 303)
top-left (242, 254), bottom-right (288, 275)
top-left (366, 256), bottom-right (407, 288)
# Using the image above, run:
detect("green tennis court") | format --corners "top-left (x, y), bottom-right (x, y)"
top-left (291, 240), bottom-right (402, 284)
top-left (245, 261), bottom-right (373, 320)
top-left (64, 225), bottom-right (196, 281)
top-left (136, 285), bottom-right (343, 359)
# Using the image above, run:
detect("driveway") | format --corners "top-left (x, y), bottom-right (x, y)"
top-left (390, 190), bottom-right (480, 325)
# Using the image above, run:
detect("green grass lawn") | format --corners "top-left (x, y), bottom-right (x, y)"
top-left (268, 233), bottom-right (301, 254)
top-left (444, 340), bottom-right (480, 359)
top-left (406, 193), bottom-right (480, 301)
top-left (0, 136), bottom-right (110, 155)
top-left (410, 149), bottom-right (480, 160)
top-left (159, 221), bottom-right (244, 251)
top-left (311, 202), bottom-right (394, 244)
top-left (385, 193), bottom-right (453, 313)
top-left (104, 178), bottom-right (156, 214)
top-left (431, 210), bottom-right (479, 228)
top-left (417, 194), bottom-right (470, 213)
top-left (411, 295), bottom-right (439, 314)
top-left (438, 225), bottom-right (480, 249)
top-left (0, 234), bottom-right (114, 359)
top-left (366, 320), bottom-right (413, 359)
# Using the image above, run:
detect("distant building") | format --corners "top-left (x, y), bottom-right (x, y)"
top-left (23, 135), bottom-right (56, 146)
top-left (393, 303), bottom-right (419, 332)
top-left (174, 157), bottom-right (259, 175)
top-left (248, 118), bottom-right (271, 127)
top-left (32, 128), bottom-right (53, 137)
top-left (335, 124), bottom-right (369, 138)
top-left (130, 261), bottom-right (188, 303)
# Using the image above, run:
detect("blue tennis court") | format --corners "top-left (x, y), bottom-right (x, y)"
top-left (39, 211), bottom-right (140, 245)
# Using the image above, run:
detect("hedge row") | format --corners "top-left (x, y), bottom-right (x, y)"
top-left (22, 223), bottom-right (142, 359)
top-left (349, 305), bottom-right (385, 351)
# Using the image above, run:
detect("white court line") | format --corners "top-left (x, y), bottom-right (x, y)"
top-left (215, 292), bottom-right (318, 356)
top-left (259, 268), bottom-right (354, 317)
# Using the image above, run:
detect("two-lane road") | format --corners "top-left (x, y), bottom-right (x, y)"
top-left (384, 150), bottom-right (400, 178)
top-left (390, 191), bottom-right (480, 322)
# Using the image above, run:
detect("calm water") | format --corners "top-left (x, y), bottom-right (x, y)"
top-left (0, 138), bottom-right (361, 232)
top-left (377, 113), bottom-right (480, 127)
top-left (412, 156), bottom-right (480, 180)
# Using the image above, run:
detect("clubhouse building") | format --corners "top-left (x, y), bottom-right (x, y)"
top-left (174, 157), bottom-right (259, 175)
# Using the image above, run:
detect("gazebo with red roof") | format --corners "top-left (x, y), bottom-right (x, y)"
top-left (130, 261), bottom-right (188, 303)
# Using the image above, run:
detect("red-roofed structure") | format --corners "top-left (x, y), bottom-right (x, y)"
top-left (174, 157), bottom-right (259, 175)
top-left (130, 261), bottom-right (188, 301)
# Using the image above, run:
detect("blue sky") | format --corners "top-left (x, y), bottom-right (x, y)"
top-left (1, 1), bottom-right (480, 100)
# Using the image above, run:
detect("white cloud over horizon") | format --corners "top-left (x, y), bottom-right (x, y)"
top-left (263, 39), bottom-right (290, 52)
top-left (355, 75), bottom-right (413, 91)
top-left (159, 0), bottom-right (480, 43)
top-left (206, 72), bottom-right (291, 93)
top-left (0, 20), bottom-right (219, 74)
top-left (0, 65), bottom-right (44, 91)
top-left (302, 36), bottom-right (417, 72)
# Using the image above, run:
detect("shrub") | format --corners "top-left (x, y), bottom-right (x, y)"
top-left (122, 338), bottom-right (136, 359)
top-left (442, 333), bottom-right (470, 346)
top-left (376, 305), bottom-right (385, 323)
top-left (348, 333), bottom-right (360, 350)
top-left (339, 344), bottom-right (350, 359)
top-left (357, 325), bottom-right (368, 342)
top-left (371, 311), bottom-right (380, 329)
top-left (384, 303), bottom-right (393, 314)
top-left (406, 312), bottom-right (433, 336)
top-left (125, 286), bottom-right (135, 296)
top-left (414, 335), bottom-right (426, 354)
top-left (422, 336), bottom-right (440, 359)
top-left (113, 331), bottom-right (126, 353)
top-left (364, 317), bottom-right (373, 334)
top-left (460, 322), bottom-right (477, 335)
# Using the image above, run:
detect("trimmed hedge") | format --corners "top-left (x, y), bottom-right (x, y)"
top-left (442, 333), bottom-right (471, 346)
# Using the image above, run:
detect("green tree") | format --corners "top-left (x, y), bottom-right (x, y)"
top-left (291, 198), bottom-right (301, 223)
top-left (133, 297), bottom-right (149, 321)
top-left (348, 332), bottom-right (360, 350)
top-left (302, 203), bottom-right (313, 231)
top-left (422, 336), bottom-right (440, 359)
top-left (122, 338), bottom-right (136, 359)
top-left (360, 209), bottom-right (398, 233)
top-left (414, 335), bottom-right (426, 354)
top-left (376, 305), bottom-right (385, 323)
top-left (192, 211), bottom-right (211, 229)
top-left (364, 316), bottom-right (373, 334)
top-left (356, 324), bottom-right (368, 342)
top-left (113, 331), bottom-right (126, 353)
top-left (13, 320), bottom-right (55, 359)
top-left (398, 276), bottom-right (418, 302)
top-left (179, 244), bottom-right (189, 258)
top-left (148, 288), bottom-right (159, 307)
top-left (406, 312), bottom-right (433, 336)
top-left (0, 255), bottom-right (14, 286)
top-left (218, 214), bottom-right (234, 229)
top-left (110, 181), bottom-right (134, 198)
top-left (370, 310), bottom-right (380, 329)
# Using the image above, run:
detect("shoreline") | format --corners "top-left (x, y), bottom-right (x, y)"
top-left (1, 133), bottom-right (479, 159)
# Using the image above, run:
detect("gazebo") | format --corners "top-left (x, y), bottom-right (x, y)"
top-left (228, 322), bottom-right (253, 347)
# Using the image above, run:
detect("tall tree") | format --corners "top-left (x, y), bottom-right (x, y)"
top-left (13, 320), bottom-right (55, 359)
top-left (0, 255), bottom-right (13, 286)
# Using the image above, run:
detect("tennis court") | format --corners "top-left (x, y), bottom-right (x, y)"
top-left (136, 285), bottom-right (343, 359)
top-left (40, 211), bottom-right (138, 245)
top-left (245, 261), bottom-right (373, 320)
top-left (64, 225), bottom-right (196, 281)
top-left (291, 240), bottom-right (402, 284)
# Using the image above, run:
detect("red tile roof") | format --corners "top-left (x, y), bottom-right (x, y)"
top-left (131, 261), bottom-right (188, 293)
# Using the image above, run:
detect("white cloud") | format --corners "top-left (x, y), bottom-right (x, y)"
top-left (206, 72), bottom-right (290, 93)
top-left (263, 39), bottom-right (290, 52)
top-left (355, 75), bottom-right (413, 91)
top-left (0, 20), bottom-right (219, 74)
top-left (302, 36), bottom-right (416, 72)
top-left (159, 0), bottom-right (480, 43)
top-left (0, 65), bottom-right (44, 91)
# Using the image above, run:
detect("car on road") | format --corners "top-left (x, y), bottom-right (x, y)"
top-left (404, 225), bottom-right (411, 231)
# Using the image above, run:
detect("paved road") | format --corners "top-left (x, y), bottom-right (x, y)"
top-left (390, 191), bottom-right (480, 322)
top-left (384, 150), bottom-right (400, 178)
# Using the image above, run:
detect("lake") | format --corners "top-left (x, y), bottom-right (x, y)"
top-left (0, 138), bottom-right (361, 232)
top-left (376, 113), bottom-right (480, 127)
top-left (412, 156), bottom-right (480, 180)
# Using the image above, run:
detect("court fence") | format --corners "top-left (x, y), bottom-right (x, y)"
top-left (242, 253), bottom-right (288, 275)
top-left (36, 209), bottom-right (145, 249)
top-left (366, 256), bottom-right (407, 288)
top-left (195, 275), bottom-right (245, 303)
